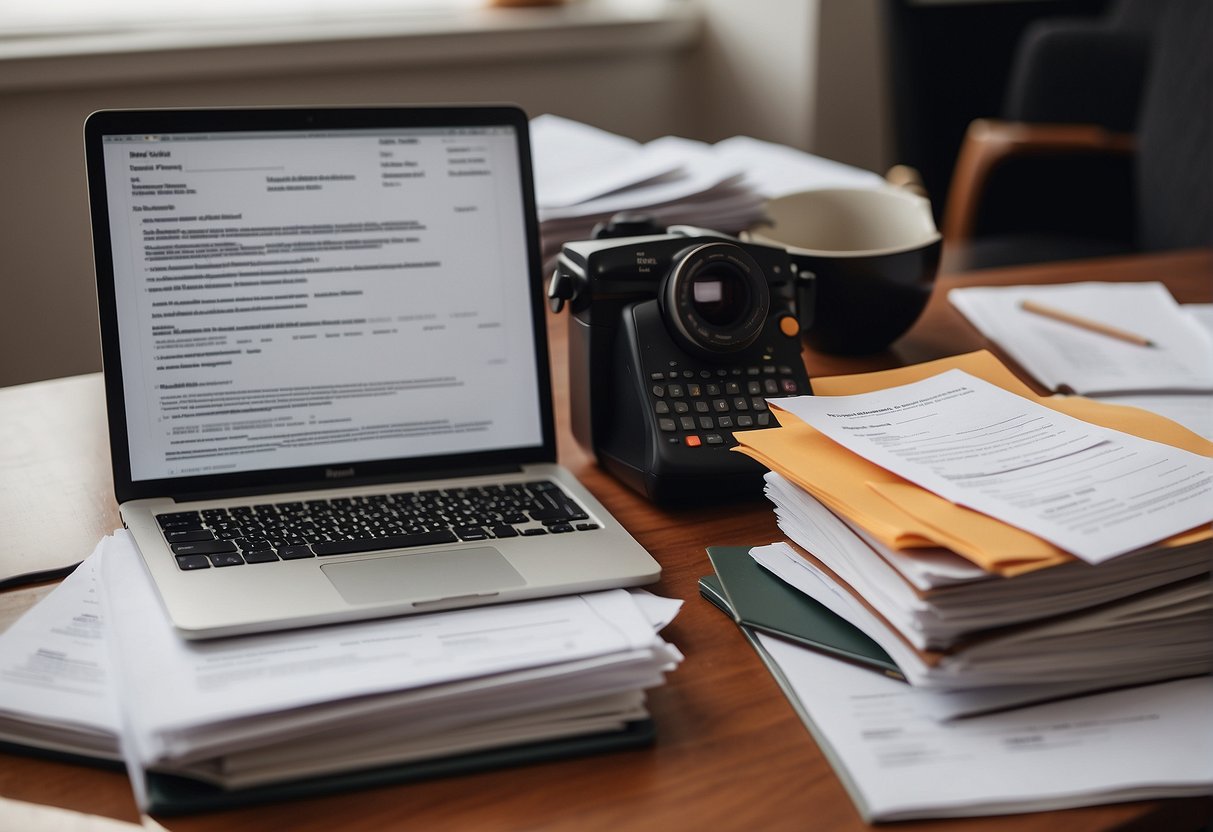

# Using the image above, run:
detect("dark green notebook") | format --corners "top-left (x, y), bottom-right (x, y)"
top-left (143, 720), bottom-right (655, 814)
top-left (1, 723), bottom-right (653, 815)
top-left (703, 546), bottom-right (903, 681)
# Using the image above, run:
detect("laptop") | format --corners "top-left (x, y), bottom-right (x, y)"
top-left (84, 106), bottom-right (660, 639)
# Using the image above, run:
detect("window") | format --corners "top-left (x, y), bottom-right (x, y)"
top-left (0, 0), bottom-right (484, 37)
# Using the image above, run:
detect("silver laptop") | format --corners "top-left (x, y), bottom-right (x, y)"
top-left (85, 106), bottom-right (659, 639)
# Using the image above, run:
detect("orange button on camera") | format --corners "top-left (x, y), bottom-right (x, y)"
top-left (685, 435), bottom-right (702, 447)
top-left (778, 315), bottom-right (799, 337)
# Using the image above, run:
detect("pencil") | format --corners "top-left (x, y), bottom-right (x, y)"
top-left (1019, 299), bottom-right (1156, 347)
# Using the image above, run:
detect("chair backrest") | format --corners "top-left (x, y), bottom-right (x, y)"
top-left (1003, 0), bottom-right (1151, 132)
top-left (1135, 0), bottom-right (1212, 251)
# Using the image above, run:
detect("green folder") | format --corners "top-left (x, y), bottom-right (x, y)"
top-left (143, 721), bottom-right (654, 814)
top-left (702, 546), bottom-right (904, 681)
top-left (1, 723), bottom-right (654, 815)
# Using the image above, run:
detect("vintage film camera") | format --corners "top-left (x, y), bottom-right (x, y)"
top-left (548, 221), bottom-right (813, 501)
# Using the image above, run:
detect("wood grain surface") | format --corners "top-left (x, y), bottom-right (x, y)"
top-left (1, 249), bottom-right (1210, 831)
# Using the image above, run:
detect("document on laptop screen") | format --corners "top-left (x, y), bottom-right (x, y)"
top-left (100, 126), bottom-right (543, 481)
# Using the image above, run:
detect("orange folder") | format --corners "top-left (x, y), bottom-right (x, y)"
top-left (734, 351), bottom-right (1213, 576)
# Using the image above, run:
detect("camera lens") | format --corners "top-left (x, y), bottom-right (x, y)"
top-left (690, 267), bottom-right (747, 326)
top-left (660, 242), bottom-right (769, 356)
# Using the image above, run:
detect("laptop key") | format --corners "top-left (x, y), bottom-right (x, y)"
top-left (454, 526), bottom-right (489, 541)
top-left (242, 550), bottom-right (280, 564)
top-left (175, 554), bottom-right (211, 570)
top-left (209, 553), bottom-right (245, 567)
top-left (165, 529), bottom-right (216, 543)
top-left (311, 530), bottom-right (459, 556)
top-left (157, 511), bottom-right (201, 527)
top-left (277, 545), bottom-right (315, 560)
top-left (171, 540), bottom-right (238, 556)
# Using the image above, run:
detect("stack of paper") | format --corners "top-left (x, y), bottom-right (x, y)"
top-left (949, 282), bottom-right (1213, 440)
top-left (713, 350), bottom-right (1213, 818)
top-left (758, 633), bottom-right (1213, 822)
top-left (0, 531), bottom-right (682, 813)
top-left (530, 114), bottom-right (885, 259)
top-left (733, 350), bottom-right (1213, 695)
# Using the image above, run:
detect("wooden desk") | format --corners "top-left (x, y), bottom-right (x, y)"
top-left (2, 250), bottom-right (1210, 831)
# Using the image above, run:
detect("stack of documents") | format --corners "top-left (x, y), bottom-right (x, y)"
top-left (712, 350), bottom-right (1213, 818)
top-left (529, 114), bottom-right (884, 259)
top-left (758, 633), bottom-right (1213, 821)
top-left (0, 531), bottom-right (682, 814)
top-left (949, 282), bottom-right (1213, 440)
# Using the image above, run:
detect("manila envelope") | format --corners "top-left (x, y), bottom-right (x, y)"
top-left (734, 350), bottom-right (1213, 576)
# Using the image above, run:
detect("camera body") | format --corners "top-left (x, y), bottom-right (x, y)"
top-left (549, 226), bottom-right (813, 501)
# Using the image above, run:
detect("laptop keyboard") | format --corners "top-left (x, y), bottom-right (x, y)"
top-left (157, 480), bottom-right (599, 571)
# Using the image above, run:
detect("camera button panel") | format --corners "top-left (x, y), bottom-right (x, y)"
top-left (648, 364), bottom-right (800, 449)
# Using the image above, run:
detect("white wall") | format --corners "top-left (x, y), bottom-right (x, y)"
top-left (811, 0), bottom-right (891, 171)
top-left (0, 0), bottom-right (890, 386)
top-left (0, 23), bottom-right (700, 386)
top-left (691, 0), bottom-right (890, 169)
top-left (691, 0), bottom-right (818, 148)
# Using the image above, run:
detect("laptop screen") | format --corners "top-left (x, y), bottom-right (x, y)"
top-left (87, 108), bottom-right (552, 500)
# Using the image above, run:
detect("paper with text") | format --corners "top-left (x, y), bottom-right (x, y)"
top-left (948, 282), bottom-right (1213, 394)
top-left (0, 546), bottom-right (120, 756)
top-left (776, 370), bottom-right (1213, 562)
top-left (97, 530), bottom-right (675, 767)
top-left (102, 126), bottom-right (542, 482)
top-left (759, 633), bottom-right (1213, 821)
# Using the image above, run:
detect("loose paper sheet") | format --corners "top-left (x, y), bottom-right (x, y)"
top-left (97, 530), bottom-right (672, 765)
top-left (758, 632), bottom-right (1213, 821)
top-left (776, 370), bottom-right (1213, 562)
top-left (947, 282), bottom-right (1213, 394)
top-left (0, 542), bottom-right (119, 752)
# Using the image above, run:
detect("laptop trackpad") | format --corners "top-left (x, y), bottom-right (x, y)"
top-left (322, 547), bottom-right (526, 606)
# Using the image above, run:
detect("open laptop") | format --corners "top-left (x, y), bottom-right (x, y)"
top-left (85, 106), bottom-right (659, 640)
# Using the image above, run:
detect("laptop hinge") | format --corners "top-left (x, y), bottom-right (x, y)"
top-left (173, 464), bottom-right (526, 504)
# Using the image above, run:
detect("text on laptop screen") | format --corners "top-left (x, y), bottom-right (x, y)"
top-left (101, 125), bottom-right (543, 482)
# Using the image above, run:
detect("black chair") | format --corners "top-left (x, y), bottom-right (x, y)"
top-left (942, 0), bottom-right (1212, 270)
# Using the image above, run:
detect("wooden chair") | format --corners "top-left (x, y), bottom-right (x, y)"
top-left (942, 0), bottom-right (1211, 271)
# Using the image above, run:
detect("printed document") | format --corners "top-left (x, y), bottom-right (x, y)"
top-left (776, 370), bottom-right (1213, 562)
top-left (0, 531), bottom-right (682, 798)
top-left (759, 633), bottom-right (1213, 821)
top-left (948, 282), bottom-right (1213, 394)
top-left (1098, 304), bottom-right (1213, 439)
top-left (0, 543), bottom-right (118, 758)
top-left (96, 529), bottom-right (678, 769)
